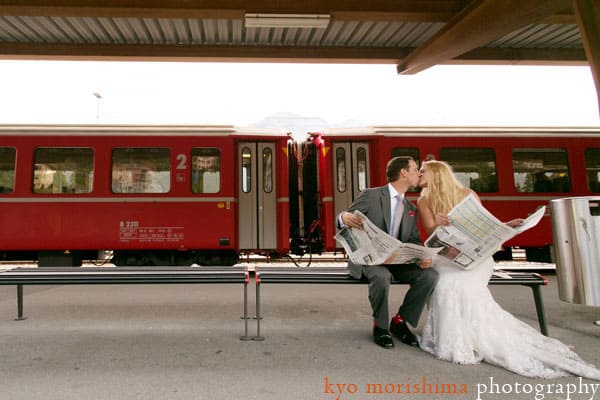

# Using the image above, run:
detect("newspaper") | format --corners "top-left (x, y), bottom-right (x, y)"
top-left (424, 194), bottom-right (546, 269)
top-left (334, 211), bottom-right (441, 265)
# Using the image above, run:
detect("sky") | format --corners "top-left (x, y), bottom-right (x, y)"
top-left (0, 60), bottom-right (598, 130)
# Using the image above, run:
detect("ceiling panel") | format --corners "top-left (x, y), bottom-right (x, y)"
top-left (0, 2), bottom-right (588, 66)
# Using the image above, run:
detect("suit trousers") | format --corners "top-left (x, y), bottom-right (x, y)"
top-left (362, 264), bottom-right (439, 329)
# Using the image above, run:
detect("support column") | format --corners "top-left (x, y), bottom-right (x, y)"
top-left (574, 0), bottom-right (600, 116)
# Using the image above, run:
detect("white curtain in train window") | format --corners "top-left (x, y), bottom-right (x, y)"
top-left (512, 148), bottom-right (570, 193)
top-left (336, 147), bottom-right (346, 193)
top-left (241, 147), bottom-right (252, 193)
top-left (0, 147), bottom-right (16, 193)
top-left (111, 148), bottom-right (170, 193)
top-left (33, 147), bottom-right (94, 194)
top-left (262, 147), bottom-right (273, 193)
top-left (356, 147), bottom-right (367, 191)
top-left (439, 147), bottom-right (498, 193)
top-left (191, 147), bottom-right (221, 194)
top-left (585, 148), bottom-right (600, 192)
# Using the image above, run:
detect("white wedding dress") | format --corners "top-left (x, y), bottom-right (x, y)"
top-left (418, 256), bottom-right (600, 380)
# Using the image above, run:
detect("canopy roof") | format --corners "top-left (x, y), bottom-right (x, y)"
top-left (1, 0), bottom-right (599, 111)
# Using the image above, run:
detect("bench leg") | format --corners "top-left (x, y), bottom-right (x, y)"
top-left (240, 281), bottom-right (253, 341)
top-left (253, 278), bottom-right (264, 341)
top-left (15, 285), bottom-right (27, 321)
top-left (530, 285), bottom-right (548, 336)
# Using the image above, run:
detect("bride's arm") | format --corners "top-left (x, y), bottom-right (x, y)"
top-left (417, 196), bottom-right (454, 234)
top-left (417, 197), bottom-right (438, 235)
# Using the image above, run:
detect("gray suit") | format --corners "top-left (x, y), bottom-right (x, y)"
top-left (340, 185), bottom-right (438, 329)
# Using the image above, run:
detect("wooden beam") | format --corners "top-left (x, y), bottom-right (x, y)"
top-left (397, 0), bottom-right (573, 75)
top-left (454, 47), bottom-right (587, 64)
top-left (573, 0), bottom-right (600, 116)
top-left (0, 41), bottom-right (586, 65)
top-left (0, 42), bottom-right (411, 63)
top-left (0, 3), bottom-right (242, 19)
top-left (0, 0), bottom-right (468, 19)
top-left (0, 0), bottom-right (574, 23)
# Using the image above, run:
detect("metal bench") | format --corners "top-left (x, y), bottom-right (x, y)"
top-left (252, 266), bottom-right (548, 340)
top-left (0, 266), bottom-right (253, 340)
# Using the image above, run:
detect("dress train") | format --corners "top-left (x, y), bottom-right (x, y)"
top-left (418, 257), bottom-right (600, 380)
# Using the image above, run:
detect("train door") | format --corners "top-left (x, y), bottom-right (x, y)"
top-left (238, 142), bottom-right (277, 250)
top-left (332, 142), bottom-right (370, 230)
top-left (288, 139), bottom-right (321, 255)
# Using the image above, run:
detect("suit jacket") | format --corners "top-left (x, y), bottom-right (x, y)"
top-left (339, 185), bottom-right (421, 279)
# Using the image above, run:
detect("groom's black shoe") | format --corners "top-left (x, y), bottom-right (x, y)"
top-left (390, 316), bottom-right (419, 347)
top-left (373, 326), bottom-right (394, 349)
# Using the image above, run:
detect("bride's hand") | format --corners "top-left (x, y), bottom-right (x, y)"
top-left (435, 214), bottom-right (450, 226)
top-left (506, 218), bottom-right (524, 228)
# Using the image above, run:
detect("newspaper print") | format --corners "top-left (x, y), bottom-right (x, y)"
top-left (335, 210), bottom-right (440, 265)
top-left (424, 194), bottom-right (546, 269)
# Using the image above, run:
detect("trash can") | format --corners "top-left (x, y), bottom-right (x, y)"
top-left (550, 197), bottom-right (600, 306)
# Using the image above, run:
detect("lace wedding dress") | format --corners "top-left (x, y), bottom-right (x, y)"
top-left (418, 256), bottom-right (600, 380)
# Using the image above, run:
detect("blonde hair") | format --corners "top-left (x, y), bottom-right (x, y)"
top-left (420, 160), bottom-right (467, 215)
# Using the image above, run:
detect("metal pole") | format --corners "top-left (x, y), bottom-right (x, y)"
top-left (15, 284), bottom-right (26, 321)
top-left (240, 270), bottom-right (252, 341)
top-left (93, 92), bottom-right (102, 123)
top-left (531, 285), bottom-right (548, 336)
top-left (253, 272), bottom-right (264, 341)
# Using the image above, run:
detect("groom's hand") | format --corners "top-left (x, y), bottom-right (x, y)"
top-left (418, 258), bottom-right (433, 269)
top-left (341, 212), bottom-right (363, 229)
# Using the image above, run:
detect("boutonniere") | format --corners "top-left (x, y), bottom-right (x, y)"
top-left (409, 211), bottom-right (415, 217)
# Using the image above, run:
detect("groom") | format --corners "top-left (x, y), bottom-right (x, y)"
top-left (338, 156), bottom-right (438, 349)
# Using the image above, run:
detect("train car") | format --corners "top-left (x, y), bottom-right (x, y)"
top-left (4, 124), bottom-right (600, 266)
top-left (0, 125), bottom-right (290, 266)
top-left (288, 126), bottom-right (600, 262)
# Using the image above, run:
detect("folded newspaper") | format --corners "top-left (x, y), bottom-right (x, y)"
top-left (334, 211), bottom-right (441, 265)
top-left (424, 193), bottom-right (546, 269)
top-left (335, 194), bottom-right (545, 269)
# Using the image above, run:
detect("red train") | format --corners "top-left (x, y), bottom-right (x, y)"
top-left (1, 125), bottom-right (599, 266)
top-left (0, 125), bottom-right (290, 266)
top-left (290, 126), bottom-right (600, 263)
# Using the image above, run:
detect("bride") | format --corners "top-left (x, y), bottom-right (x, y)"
top-left (416, 160), bottom-right (600, 380)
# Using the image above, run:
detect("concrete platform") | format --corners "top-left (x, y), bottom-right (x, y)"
top-left (0, 272), bottom-right (598, 400)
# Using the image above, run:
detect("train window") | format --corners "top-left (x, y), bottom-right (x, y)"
top-left (241, 147), bottom-right (252, 193)
top-left (336, 147), bottom-right (346, 193)
top-left (357, 147), bottom-right (368, 191)
top-left (391, 147), bottom-right (420, 164)
top-left (391, 148), bottom-right (421, 192)
top-left (0, 147), bottom-right (16, 194)
top-left (191, 148), bottom-right (221, 194)
top-left (111, 148), bottom-right (170, 193)
top-left (585, 148), bottom-right (600, 192)
top-left (440, 148), bottom-right (498, 192)
top-left (33, 148), bottom-right (94, 194)
top-left (512, 148), bottom-right (570, 193)
top-left (262, 147), bottom-right (273, 193)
